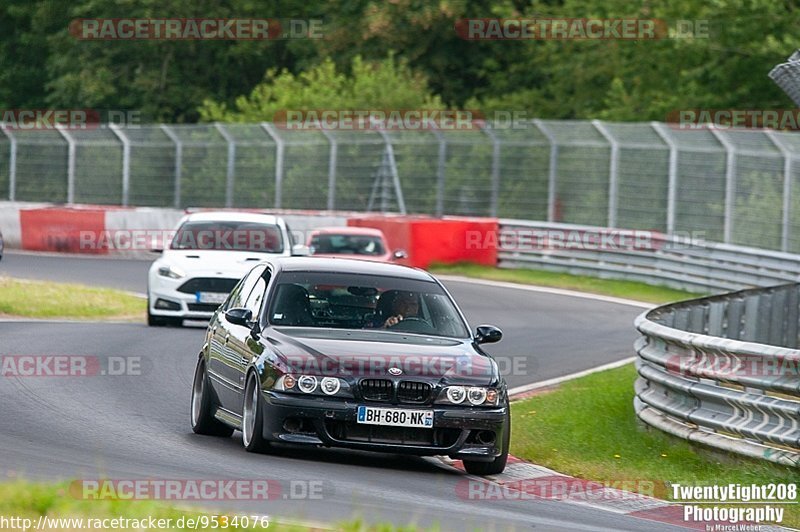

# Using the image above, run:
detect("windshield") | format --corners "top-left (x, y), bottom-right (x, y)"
top-left (268, 272), bottom-right (469, 338)
top-left (170, 220), bottom-right (284, 253)
top-left (310, 233), bottom-right (386, 256)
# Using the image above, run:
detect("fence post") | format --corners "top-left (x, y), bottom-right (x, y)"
top-left (710, 129), bottom-right (737, 244)
top-left (55, 125), bottom-right (76, 204)
top-left (533, 120), bottom-right (558, 222)
top-left (261, 122), bottom-right (284, 209)
top-left (479, 122), bottom-right (501, 217)
top-left (765, 130), bottom-right (793, 252)
top-left (651, 122), bottom-right (679, 235)
top-left (592, 120), bottom-right (619, 228)
top-left (160, 125), bottom-right (183, 209)
top-left (431, 128), bottom-right (446, 217)
top-left (0, 125), bottom-right (16, 201)
top-left (320, 130), bottom-right (337, 211)
top-left (214, 123), bottom-right (237, 208)
top-left (374, 128), bottom-right (407, 214)
top-left (109, 124), bottom-right (131, 206)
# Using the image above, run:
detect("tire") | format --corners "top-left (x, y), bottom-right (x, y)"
top-left (190, 358), bottom-right (234, 437)
top-left (463, 411), bottom-right (510, 476)
top-left (242, 372), bottom-right (271, 453)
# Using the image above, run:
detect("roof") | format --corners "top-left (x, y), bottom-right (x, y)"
top-left (310, 226), bottom-right (386, 237)
top-left (270, 256), bottom-right (433, 281)
top-left (184, 211), bottom-right (282, 224)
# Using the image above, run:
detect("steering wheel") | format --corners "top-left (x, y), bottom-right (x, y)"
top-left (387, 316), bottom-right (436, 334)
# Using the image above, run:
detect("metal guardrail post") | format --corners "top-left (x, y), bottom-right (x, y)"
top-left (431, 128), bottom-right (446, 217)
top-left (55, 124), bottom-right (76, 204)
top-left (374, 128), bottom-right (407, 215)
top-left (108, 124), bottom-right (131, 207)
top-left (533, 120), bottom-right (558, 222)
top-left (320, 130), bottom-right (337, 211)
top-left (765, 130), bottom-right (794, 252)
top-left (479, 122), bottom-right (501, 217)
top-left (160, 125), bottom-right (183, 209)
top-left (651, 122), bottom-right (679, 235)
top-left (0, 124), bottom-right (17, 201)
top-left (214, 123), bottom-right (237, 208)
top-left (710, 129), bottom-right (737, 244)
top-left (592, 120), bottom-right (619, 228)
top-left (261, 122), bottom-right (284, 209)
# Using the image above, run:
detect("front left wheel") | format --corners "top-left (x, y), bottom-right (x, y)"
top-left (463, 410), bottom-right (510, 476)
top-left (242, 372), bottom-right (271, 453)
top-left (191, 358), bottom-right (234, 437)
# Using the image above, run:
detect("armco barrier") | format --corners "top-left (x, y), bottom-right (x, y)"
top-left (498, 219), bottom-right (800, 292)
top-left (634, 284), bottom-right (800, 467)
top-left (348, 215), bottom-right (498, 269)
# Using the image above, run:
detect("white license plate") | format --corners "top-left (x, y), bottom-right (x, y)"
top-left (357, 406), bottom-right (433, 428)
top-left (196, 292), bottom-right (227, 304)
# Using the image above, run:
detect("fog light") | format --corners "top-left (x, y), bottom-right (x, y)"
top-left (298, 375), bottom-right (317, 393)
top-left (320, 377), bottom-right (340, 395)
top-left (154, 298), bottom-right (180, 310)
top-left (446, 386), bottom-right (466, 404)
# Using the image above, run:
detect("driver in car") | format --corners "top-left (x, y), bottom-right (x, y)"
top-left (381, 291), bottom-right (419, 328)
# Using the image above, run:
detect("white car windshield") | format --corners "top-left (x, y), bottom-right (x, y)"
top-left (171, 221), bottom-right (284, 253)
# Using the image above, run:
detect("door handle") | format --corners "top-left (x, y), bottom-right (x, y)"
top-left (224, 334), bottom-right (230, 344)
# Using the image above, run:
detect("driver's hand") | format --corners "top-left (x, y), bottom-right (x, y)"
top-left (383, 314), bottom-right (403, 328)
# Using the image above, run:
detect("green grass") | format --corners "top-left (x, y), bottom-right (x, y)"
top-left (429, 263), bottom-right (702, 304)
top-left (0, 277), bottom-right (144, 320)
top-left (510, 364), bottom-right (799, 527)
top-left (0, 481), bottom-right (428, 531)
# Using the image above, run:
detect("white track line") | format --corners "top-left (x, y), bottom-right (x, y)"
top-left (507, 356), bottom-right (638, 398)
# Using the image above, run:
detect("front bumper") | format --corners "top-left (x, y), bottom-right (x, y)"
top-left (260, 391), bottom-right (509, 461)
top-left (148, 276), bottom-right (226, 320)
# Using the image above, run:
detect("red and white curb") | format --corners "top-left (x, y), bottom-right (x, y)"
top-left (436, 456), bottom-right (790, 531)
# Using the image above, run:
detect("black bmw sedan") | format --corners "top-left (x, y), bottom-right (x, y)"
top-left (190, 257), bottom-right (509, 475)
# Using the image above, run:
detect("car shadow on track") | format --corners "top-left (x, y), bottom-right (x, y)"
top-left (182, 430), bottom-right (463, 476)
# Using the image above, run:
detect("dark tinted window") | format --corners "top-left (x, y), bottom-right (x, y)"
top-left (310, 234), bottom-right (385, 256)
top-left (171, 220), bottom-right (284, 253)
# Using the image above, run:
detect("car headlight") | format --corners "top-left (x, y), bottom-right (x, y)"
top-left (274, 374), bottom-right (350, 397)
top-left (157, 264), bottom-right (186, 279)
top-left (437, 386), bottom-right (499, 406)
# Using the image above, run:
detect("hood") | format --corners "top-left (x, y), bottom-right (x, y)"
top-left (264, 328), bottom-right (496, 386)
top-left (160, 249), bottom-right (275, 277)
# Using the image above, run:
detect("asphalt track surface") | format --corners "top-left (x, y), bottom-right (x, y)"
top-left (0, 252), bottom-right (672, 530)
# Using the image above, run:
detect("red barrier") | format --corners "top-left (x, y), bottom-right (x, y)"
top-left (348, 216), bottom-right (497, 269)
top-left (20, 208), bottom-right (107, 254)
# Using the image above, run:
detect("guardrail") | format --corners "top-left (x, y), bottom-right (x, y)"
top-left (497, 219), bottom-right (800, 293)
top-left (634, 284), bottom-right (800, 467)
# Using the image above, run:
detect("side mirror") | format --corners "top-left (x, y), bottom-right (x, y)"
top-left (392, 249), bottom-right (408, 260)
top-left (225, 307), bottom-right (253, 327)
top-left (475, 325), bottom-right (503, 345)
top-left (292, 244), bottom-right (311, 256)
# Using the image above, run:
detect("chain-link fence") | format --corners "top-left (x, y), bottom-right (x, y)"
top-left (1, 120), bottom-right (800, 252)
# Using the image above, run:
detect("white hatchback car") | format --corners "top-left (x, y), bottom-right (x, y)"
top-left (147, 211), bottom-right (304, 326)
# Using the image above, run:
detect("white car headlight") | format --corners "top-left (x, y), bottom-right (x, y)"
top-left (438, 386), bottom-right (499, 406)
top-left (157, 264), bottom-right (186, 279)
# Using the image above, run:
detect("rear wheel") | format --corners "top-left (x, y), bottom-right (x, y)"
top-left (242, 373), bottom-right (271, 453)
top-left (463, 411), bottom-right (510, 476)
top-left (190, 358), bottom-right (234, 437)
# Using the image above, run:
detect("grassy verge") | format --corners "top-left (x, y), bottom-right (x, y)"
top-left (429, 263), bottom-right (702, 304)
top-left (510, 364), bottom-right (799, 527)
top-left (0, 481), bottom-right (424, 531)
top-left (0, 277), bottom-right (144, 321)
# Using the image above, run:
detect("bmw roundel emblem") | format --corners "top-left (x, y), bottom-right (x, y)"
top-left (388, 367), bottom-right (403, 376)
